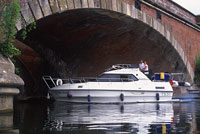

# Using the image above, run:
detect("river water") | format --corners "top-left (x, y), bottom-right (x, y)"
top-left (2, 101), bottom-right (200, 134)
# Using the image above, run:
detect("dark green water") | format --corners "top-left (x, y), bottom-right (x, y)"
top-left (1, 101), bottom-right (200, 134)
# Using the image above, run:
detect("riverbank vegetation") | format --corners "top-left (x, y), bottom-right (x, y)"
top-left (0, 0), bottom-right (21, 57)
top-left (195, 53), bottom-right (200, 86)
top-left (0, 0), bottom-right (36, 58)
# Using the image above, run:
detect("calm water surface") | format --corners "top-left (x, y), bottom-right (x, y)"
top-left (3, 101), bottom-right (200, 134)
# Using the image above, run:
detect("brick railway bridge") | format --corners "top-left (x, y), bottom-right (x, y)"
top-left (14, 0), bottom-right (200, 93)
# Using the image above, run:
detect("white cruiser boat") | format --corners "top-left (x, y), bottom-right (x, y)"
top-left (43, 64), bottom-right (174, 103)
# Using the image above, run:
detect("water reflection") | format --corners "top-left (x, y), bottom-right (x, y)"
top-left (43, 102), bottom-right (174, 134)
top-left (13, 102), bottom-right (47, 134)
top-left (5, 101), bottom-right (200, 134)
top-left (173, 102), bottom-right (200, 134)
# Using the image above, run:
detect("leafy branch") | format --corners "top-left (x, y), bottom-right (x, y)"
top-left (0, 0), bottom-right (36, 58)
top-left (0, 0), bottom-right (21, 57)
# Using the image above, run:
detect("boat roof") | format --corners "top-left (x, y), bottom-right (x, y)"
top-left (105, 64), bottom-right (138, 72)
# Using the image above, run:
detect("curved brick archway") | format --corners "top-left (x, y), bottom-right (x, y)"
top-left (16, 0), bottom-right (196, 80)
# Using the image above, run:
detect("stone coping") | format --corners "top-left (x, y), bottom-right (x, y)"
top-left (0, 73), bottom-right (24, 88)
top-left (0, 88), bottom-right (19, 95)
top-left (0, 108), bottom-right (13, 113)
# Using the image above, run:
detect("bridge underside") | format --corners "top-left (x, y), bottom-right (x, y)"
top-left (16, 9), bottom-right (189, 94)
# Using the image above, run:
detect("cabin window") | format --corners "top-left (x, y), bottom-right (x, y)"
top-left (156, 10), bottom-right (162, 20)
top-left (98, 74), bottom-right (138, 82)
top-left (128, 75), bottom-right (139, 81)
top-left (98, 74), bottom-right (121, 82)
top-left (155, 86), bottom-right (165, 89)
top-left (120, 74), bottom-right (138, 82)
top-left (135, 1), bottom-right (141, 10)
top-left (120, 75), bottom-right (129, 82)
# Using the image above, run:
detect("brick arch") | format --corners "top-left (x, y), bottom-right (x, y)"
top-left (16, 0), bottom-right (194, 79)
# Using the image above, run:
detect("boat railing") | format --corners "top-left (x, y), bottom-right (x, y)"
top-left (42, 76), bottom-right (134, 88)
top-left (42, 76), bottom-right (56, 89)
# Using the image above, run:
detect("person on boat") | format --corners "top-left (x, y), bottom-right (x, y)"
top-left (143, 61), bottom-right (148, 71)
top-left (139, 60), bottom-right (144, 71)
top-left (143, 61), bottom-right (149, 75)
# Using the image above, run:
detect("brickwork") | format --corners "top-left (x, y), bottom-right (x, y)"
top-left (147, 0), bottom-right (196, 24)
top-left (138, 1), bottom-right (200, 69)
top-left (123, 0), bottom-right (200, 79)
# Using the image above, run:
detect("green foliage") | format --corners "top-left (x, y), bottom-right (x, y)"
top-left (0, 0), bottom-right (36, 58)
top-left (0, 0), bottom-right (20, 57)
top-left (194, 53), bottom-right (200, 86)
top-left (10, 58), bottom-right (20, 74)
top-left (21, 18), bottom-right (36, 40)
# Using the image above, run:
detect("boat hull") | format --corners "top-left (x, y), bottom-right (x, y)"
top-left (49, 89), bottom-right (173, 103)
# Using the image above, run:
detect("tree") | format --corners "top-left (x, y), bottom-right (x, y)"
top-left (0, 0), bottom-right (21, 57)
top-left (0, 0), bottom-right (35, 58)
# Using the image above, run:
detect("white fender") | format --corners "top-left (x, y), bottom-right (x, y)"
top-left (184, 82), bottom-right (191, 87)
top-left (56, 79), bottom-right (63, 86)
top-left (172, 80), bottom-right (191, 87)
top-left (172, 80), bottom-right (179, 87)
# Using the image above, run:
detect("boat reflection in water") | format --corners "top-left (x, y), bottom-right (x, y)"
top-left (44, 102), bottom-right (174, 133)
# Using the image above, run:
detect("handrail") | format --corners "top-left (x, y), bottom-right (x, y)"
top-left (42, 76), bottom-right (135, 88)
top-left (43, 77), bottom-right (134, 82)
top-left (42, 76), bottom-right (56, 89)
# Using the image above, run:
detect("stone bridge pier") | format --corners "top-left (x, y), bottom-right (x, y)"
top-left (0, 54), bottom-right (24, 112)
